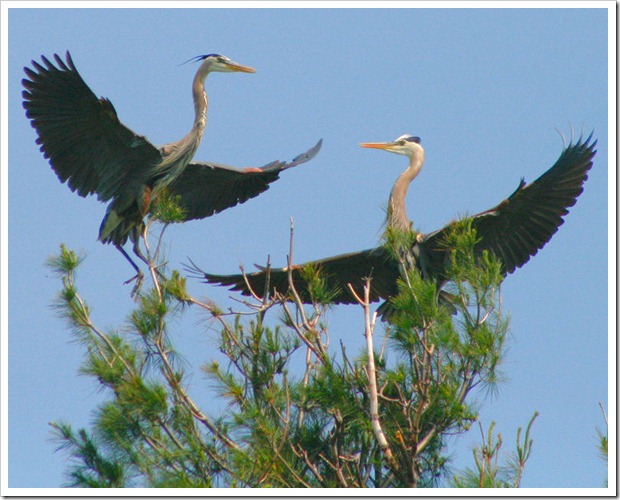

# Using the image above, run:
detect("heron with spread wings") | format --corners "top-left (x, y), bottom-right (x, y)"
top-left (22, 51), bottom-right (321, 284)
top-left (191, 133), bottom-right (596, 317)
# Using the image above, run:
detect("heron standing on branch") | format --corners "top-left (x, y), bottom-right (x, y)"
top-left (22, 51), bottom-right (321, 285)
top-left (192, 133), bottom-right (596, 317)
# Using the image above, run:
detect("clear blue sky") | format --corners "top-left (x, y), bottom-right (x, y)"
top-left (4, 3), bottom-right (613, 490)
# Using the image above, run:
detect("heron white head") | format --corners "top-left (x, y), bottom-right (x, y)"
top-left (193, 53), bottom-right (256, 74)
top-left (359, 134), bottom-right (423, 159)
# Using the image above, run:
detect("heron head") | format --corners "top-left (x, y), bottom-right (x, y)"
top-left (195, 53), bottom-right (256, 74)
top-left (360, 135), bottom-right (423, 158)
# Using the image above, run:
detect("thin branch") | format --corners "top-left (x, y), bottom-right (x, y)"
top-left (349, 280), bottom-right (398, 471)
top-left (293, 444), bottom-right (325, 485)
top-left (67, 275), bottom-right (135, 377)
top-left (599, 402), bottom-right (608, 426)
top-left (297, 346), bottom-right (314, 428)
top-left (281, 301), bottom-right (322, 358)
top-left (142, 222), bottom-right (162, 301)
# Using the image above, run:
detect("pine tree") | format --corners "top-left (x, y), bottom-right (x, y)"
top-left (47, 212), bottom-right (540, 488)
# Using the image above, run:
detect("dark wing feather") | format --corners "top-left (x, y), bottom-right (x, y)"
top-left (187, 245), bottom-right (400, 304)
top-left (168, 139), bottom-right (322, 221)
top-left (22, 52), bottom-right (161, 201)
top-left (420, 134), bottom-right (597, 279)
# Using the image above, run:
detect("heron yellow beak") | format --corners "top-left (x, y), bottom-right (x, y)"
top-left (225, 62), bottom-right (256, 73)
top-left (359, 142), bottom-right (395, 150)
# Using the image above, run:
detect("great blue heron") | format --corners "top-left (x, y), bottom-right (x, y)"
top-left (22, 51), bottom-right (321, 283)
top-left (191, 133), bottom-right (596, 317)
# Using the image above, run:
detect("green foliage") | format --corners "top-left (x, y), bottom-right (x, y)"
top-left (450, 413), bottom-right (539, 488)
top-left (370, 222), bottom-right (509, 484)
top-left (298, 262), bottom-right (341, 305)
top-left (47, 247), bottom-right (223, 487)
top-left (47, 221), bottom-right (538, 488)
top-left (150, 190), bottom-right (187, 224)
top-left (383, 224), bottom-right (419, 262)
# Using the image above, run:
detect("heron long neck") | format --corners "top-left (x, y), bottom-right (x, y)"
top-left (190, 65), bottom-right (209, 143)
top-left (387, 152), bottom-right (424, 232)
top-left (156, 64), bottom-right (210, 181)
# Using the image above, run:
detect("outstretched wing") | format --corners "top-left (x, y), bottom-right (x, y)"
top-left (22, 51), bottom-right (161, 201)
top-left (420, 134), bottom-right (597, 279)
top-left (167, 139), bottom-right (322, 221)
top-left (187, 245), bottom-right (400, 304)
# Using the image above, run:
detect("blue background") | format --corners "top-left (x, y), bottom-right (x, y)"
top-left (7, 5), bottom-right (610, 489)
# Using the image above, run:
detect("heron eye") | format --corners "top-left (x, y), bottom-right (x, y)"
top-left (398, 140), bottom-right (406, 146)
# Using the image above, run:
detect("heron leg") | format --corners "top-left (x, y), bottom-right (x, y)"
top-left (131, 236), bottom-right (150, 266)
top-left (137, 224), bottom-right (165, 279)
top-left (116, 244), bottom-right (144, 294)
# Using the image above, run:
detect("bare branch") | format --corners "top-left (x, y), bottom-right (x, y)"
top-left (352, 278), bottom-right (398, 471)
